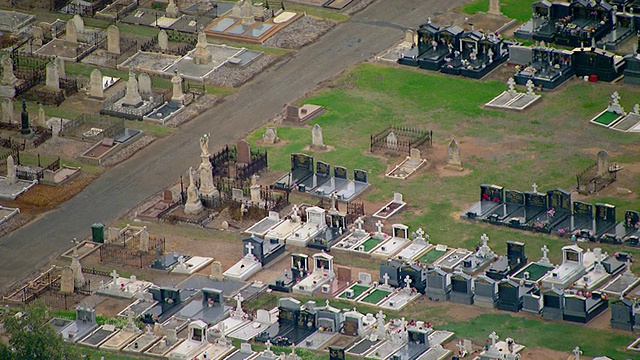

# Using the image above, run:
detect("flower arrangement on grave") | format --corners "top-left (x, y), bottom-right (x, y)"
top-left (493, 197), bottom-right (500, 202)
top-left (534, 220), bottom-right (551, 230)
top-left (557, 228), bottom-right (568, 237)
top-left (482, 193), bottom-right (490, 201)
top-left (547, 208), bottom-right (555, 218)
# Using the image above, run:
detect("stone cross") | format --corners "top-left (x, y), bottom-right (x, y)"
top-left (456, 341), bottom-right (465, 354)
top-left (481, 233), bottom-right (489, 247)
top-left (532, 183), bottom-right (538, 193)
top-left (541, 245), bottom-right (549, 259)
top-left (489, 331), bottom-right (499, 347)
top-left (526, 79), bottom-right (535, 95)
top-left (245, 241), bottom-right (255, 256)
top-left (325, 299), bottom-right (330, 307)
top-left (507, 77), bottom-right (516, 94)
top-left (110, 269), bottom-right (119, 283)
top-left (572, 346), bottom-right (582, 360)
top-left (376, 310), bottom-right (386, 323)
top-left (354, 217), bottom-right (364, 231)
top-left (611, 91), bottom-right (620, 106)
top-left (291, 205), bottom-right (300, 222)
top-left (404, 275), bottom-right (412, 290)
top-left (265, 340), bottom-right (272, 352)
top-left (633, 104), bottom-right (640, 115)
top-left (382, 272), bottom-right (390, 287)
top-left (234, 293), bottom-right (244, 312)
top-left (416, 228), bottom-right (425, 240)
top-left (375, 220), bottom-right (384, 235)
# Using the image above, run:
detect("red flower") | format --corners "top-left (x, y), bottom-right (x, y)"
top-left (493, 197), bottom-right (500, 202)
top-left (482, 193), bottom-right (490, 201)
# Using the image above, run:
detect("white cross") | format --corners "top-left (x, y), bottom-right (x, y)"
top-left (265, 340), bottom-right (272, 352)
top-left (481, 233), bottom-right (489, 247)
top-left (532, 183), bottom-right (538, 193)
top-left (541, 245), bottom-right (549, 259)
top-left (110, 269), bottom-right (119, 282)
top-left (292, 205), bottom-right (299, 217)
top-left (456, 341), bottom-right (464, 354)
top-left (245, 241), bottom-right (255, 256)
top-left (219, 321), bottom-right (226, 340)
top-left (376, 310), bottom-right (386, 322)
top-left (375, 220), bottom-right (384, 234)
top-left (416, 228), bottom-right (425, 240)
top-left (354, 217), bottom-right (364, 231)
top-left (404, 275), bottom-right (412, 290)
top-left (382, 272), bottom-right (390, 287)
top-left (234, 293), bottom-right (244, 311)
top-left (489, 331), bottom-right (499, 347)
top-left (572, 346), bottom-right (582, 360)
top-left (325, 299), bottom-right (330, 307)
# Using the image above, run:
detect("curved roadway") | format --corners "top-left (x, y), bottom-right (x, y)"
top-left (0, 0), bottom-right (466, 289)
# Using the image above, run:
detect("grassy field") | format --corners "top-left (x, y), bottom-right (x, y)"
top-left (461, 0), bottom-right (538, 22)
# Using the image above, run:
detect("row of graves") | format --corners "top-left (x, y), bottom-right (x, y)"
top-left (514, 0), bottom-right (640, 50)
top-left (119, 0), bottom-right (300, 45)
top-left (254, 297), bottom-right (457, 360)
top-left (461, 177), bottom-right (640, 246)
top-left (508, 40), bottom-right (628, 87)
top-left (589, 91), bottom-right (640, 132)
top-left (397, 19), bottom-right (511, 79)
top-left (272, 153), bottom-right (370, 201)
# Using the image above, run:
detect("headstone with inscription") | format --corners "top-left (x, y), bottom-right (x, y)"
top-left (89, 69), bottom-right (104, 99)
top-left (107, 25), bottom-right (120, 54)
top-left (237, 140), bottom-right (251, 164)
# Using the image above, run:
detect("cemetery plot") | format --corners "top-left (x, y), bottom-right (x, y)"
top-left (590, 109), bottom-right (624, 127)
top-left (372, 193), bottom-right (406, 219)
top-left (359, 288), bottom-right (392, 305)
top-left (513, 47), bottom-right (574, 90)
top-left (417, 245), bottom-right (452, 265)
top-left (355, 236), bottom-right (385, 254)
top-left (510, 262), bottom-right (554, 285)
top-left (612, 112), bottom-right (640, 132)
top-left (370, 126), bottom-right (432, 155)
top-left (602, 270), bottom-right (640, 298)
top-left (462, 184), bottom-right (504, 220)
top-left (385, 148), bottom-right (426, 180)
top-left (485, 78), bottom-right (541, 111)
top-left (434, 248), bottom-right (472, 272)
top-left (482, 190), bottom-right (525, 224)
top-left (331, 229), bottom-right (370, 251)
top-left (337, 284), bottom-right (372, 301)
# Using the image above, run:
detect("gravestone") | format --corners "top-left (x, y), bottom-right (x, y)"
top-left (163, 190), bottom-right (173, 202)
top-left (1, 54), bottom-right (17, 86)
top-left (596, 150), bottom-right (609, 177)
top-left (410, 148), bottom-right (421, 162)
top-left (138, 73), bottom-right (152, 94)
top-left (5, 155), bottom-right (16, 185)
top-left (46, 62), bottom-right (60, 91)
top-left (139, 227), bottom-right (149, 252)
top-left (446, 138), bottom-right (462, 170)
top-left (37, 104), bottom-right (46, 127)
top-left (386, 131), bottom-right (397, 150)
top-left (184, 167), bottom-right (204, 214)
top-left (166, 0), bottom-right (180, 18)
top-left (33, 26), bottom-right (44, 46)
top-left (107, 25), bottom-right (120, 54)
top-left (122, 70), bottom-right (143, 107)
top-left (236, 140), bottom-right (251, 164)
top-left (488, 0), bottom-right (501, 15)
top-left (358, 272), bottom-right (372, 286)
top-left (2, 98), bottom-right (13, 123)
top-left (404, 29), bottom-right (415, 45)
top-left (311, 124), bottom-right (325, 149)
top-left (263, 127), bottom-right (278, 144)
top-left (250, 174), bottom-right (260, 203)
top-left (232, 188), bottom-right (244, 202)
top-left (60, 267), bottom-right (75, 294)
top-left (192, 31), bottom-right (212, 65)
top-left (72, 14), bottom-right (84, 34)
top-left (286, 105), bottom-right (299, 121)
top-left (55, 57), bottom-right (65, 79)
top-left (210, 261), bottom-right (223, 280)
top-left (66, 19), bottom-right (78, 43)
top-left (20, 100), bottom-right (30, 135)
top-left (171, 71), bottom-right (184, 103)
top-left (158, 30), bottom-right (169, 51)
top-left (89, 69), bottom-right (103, 99)
top-left (608, 91), bottom-right (625, 114)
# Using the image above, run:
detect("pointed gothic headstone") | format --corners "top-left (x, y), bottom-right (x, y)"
top-left (446, 138), bottom-right (463, 170)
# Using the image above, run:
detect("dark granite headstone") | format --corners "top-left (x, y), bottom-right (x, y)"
top-left (497, 279), bottom-right (523, 312)
top-left (542, 288), bottom-right (564, 320)
top-left (354, 169), bottom-right (367, 183)
top-left (380, 260), bottom-right (402, 288)
top-left (316, 161), bottom-right (330, 178)
top-left (547, 189), bottom-right (571, 212)
top-left (329, 346), bottom-right (346, 360)
top-left (450, 272), bottom-right (473, 305)
top-left (292, 153), bottom-right (314, 172)
top-left (334, 166), bottom-right (347, 180)
top-left (610, 298), bottom-right (635, 331)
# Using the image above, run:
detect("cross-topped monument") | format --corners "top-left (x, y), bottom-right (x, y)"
top-left (541, 245), bottom-right (549, 260)
top-left (382, 272), bottom-right (390, 287)
top-left (532, 183), bottom-right (538, 193)
top-left (572, 346), bottom-right (582, 360)
top-left (234, 293), bottom-right (245, 316)
top-left (416, 228), bottom-right (425, 241)
top-left (245, 242), bottom-right (255, 257)
top-left (375, 220), bottom-right (384, 236)
top-left (481, 234), bottom-right (489, 247)
top-left (404, 275), bottom-right (412, 291)
top-left (489, 331), bottom-right (499, 348)
top-left (354, 217), bottom-right (364, 232)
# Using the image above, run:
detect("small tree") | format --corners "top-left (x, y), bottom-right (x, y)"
top-left (1, 301), bottom-right (81, 360)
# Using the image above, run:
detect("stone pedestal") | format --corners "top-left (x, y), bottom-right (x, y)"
top-left (250, 184), bottom-right (260, 204)
top-left (122, 71), bottom-right (143, 107)
top-left (166, 0), bottom-right (180, 18)
top-left (171, 72), bottom-right (184, 103)
top-left (192, 32), bottom-right (212, 65)
top-left (184, 198), bottom-right (204, 215)
top-left (199, 155), bottom-right (218, 198)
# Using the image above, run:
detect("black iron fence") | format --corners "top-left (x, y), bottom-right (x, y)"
top-left (370, 126), bottom-right (433, 154)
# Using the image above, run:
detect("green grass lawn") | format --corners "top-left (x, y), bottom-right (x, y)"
top-left (362, 237), bottom-right (382, 252)
top-left (360, 289), bottom-right (391, 304)
top-left (511, 262), bottom-right (554, 281)
top-left (460, 0), bottom-right (538, 22)
top-left (592, 110), bottom-right (622, 126)
top-left (340, 284), bottom-right (371, 299)
top-left (419, 248), bottom-right (446, 264)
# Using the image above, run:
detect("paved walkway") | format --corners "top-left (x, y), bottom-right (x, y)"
top-left (0, 0), bottom-right (466, 289)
